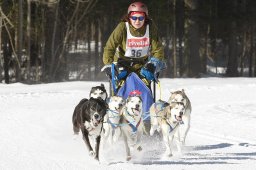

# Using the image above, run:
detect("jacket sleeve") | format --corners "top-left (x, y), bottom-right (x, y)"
top-left (150, 21), bottom-right (165, 61)
top-left (103, 22), bottom-right (125, 65)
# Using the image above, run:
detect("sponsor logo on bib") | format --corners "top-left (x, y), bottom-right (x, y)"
top-left (127, 38), bottom-right (150, 48)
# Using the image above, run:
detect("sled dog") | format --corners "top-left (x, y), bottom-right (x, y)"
top-left (149, 100), bottom-right (185, 156)
top-left (120, 95), bottom-right (144, 161)
top-left (103, 96), bottom-right (125, 143)
top-left (89, 84), bottom-right (108, 100)
top-left (72, 97), bottom-right (107, 161)
top-left (168, 89), bottom-right (192, 147)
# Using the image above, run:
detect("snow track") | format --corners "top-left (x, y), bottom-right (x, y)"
top-left (0, 79), bottom-right (256, 170)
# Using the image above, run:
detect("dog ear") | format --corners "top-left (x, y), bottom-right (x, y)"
top-left (163, 102), bottom-right (169, 108)
top-left (100, 83), bottom-right (105, 88)
top-left (125, 97), bottom-right (130, 105)
top-left (182, 89), bottom-right (185, 93)
top-left (126, 96), bottom-right (129, 102)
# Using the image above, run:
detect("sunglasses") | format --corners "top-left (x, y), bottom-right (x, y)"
top-left (129, 16), bottom-right (145, 21)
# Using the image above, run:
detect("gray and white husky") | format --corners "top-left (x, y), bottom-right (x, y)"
top-left (150, 100), bottom-right (186, 156)
top-left (103, 96), bottom-right (125, 144)
top-left (168, 89), bottom-right (192, 148)
top-left (120, 95), bottom-right (144, 161)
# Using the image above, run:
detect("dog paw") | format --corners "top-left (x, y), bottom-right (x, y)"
top-left (164, 151), bottom-right (173, 157)
top-left (126, 156), bottom-right (131, 161)
top-left (89, 151), bottom-right (96, 157)
top-left (137, 146), bottom-right (142, 151)
top-left (94, 156), bottom-right (99, 161)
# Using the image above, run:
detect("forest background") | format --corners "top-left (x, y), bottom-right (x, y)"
top-left (0, 0), bottom-right (255, 84)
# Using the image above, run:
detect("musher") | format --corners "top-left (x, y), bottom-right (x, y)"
top-left (102, 1), bottom-right (166, 89)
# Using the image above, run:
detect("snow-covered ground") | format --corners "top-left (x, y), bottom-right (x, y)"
top-left (0, 78), bottom-right (256, 170)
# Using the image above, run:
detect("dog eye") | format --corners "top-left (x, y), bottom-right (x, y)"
top-left (94, 114), bottom-right (101, 120)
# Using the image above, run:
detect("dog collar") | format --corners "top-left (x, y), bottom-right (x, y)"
top-left (107, 109), bottom-right (119, 115)
top-left (107, 118), bottom-right (119, 128)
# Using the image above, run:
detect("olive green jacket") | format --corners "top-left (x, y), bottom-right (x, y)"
top-left (103, 21), bottom-right (165, 66)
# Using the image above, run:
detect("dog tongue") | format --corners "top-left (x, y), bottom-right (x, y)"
top-left (176, 116), bottom-right (182, 121)
top-left (132, 108), bottom-right (140, 116)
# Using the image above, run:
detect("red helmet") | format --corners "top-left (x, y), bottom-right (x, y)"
top-left (127, 2), bottom-right (148, 15)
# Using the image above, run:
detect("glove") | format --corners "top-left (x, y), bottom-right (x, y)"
top-left (140, 63), bottom-right (155, 81)
top-left (117, 70), bottom-right (128, 80)
top-left (101, 64), bottom-right (127, 80)
top-left (147, 57), bottom-right (167, 82)
top-left (101, 64), bottom-right (113, 79)
top-left (148, 57), bottom-right (166, 72)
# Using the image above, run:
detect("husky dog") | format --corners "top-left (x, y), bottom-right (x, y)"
top-left (149, 100), bottom-right (185, 157)
top-left (120, 95), bottom-right (144, 161)
top-left (168, 89), bottom-right (192, 148)
top-left (89, 84), bottom-right (108, 100)
top-left (103, 96), bottom-right (125, 143)
top-left (72, 97), bottom-right (107, 161)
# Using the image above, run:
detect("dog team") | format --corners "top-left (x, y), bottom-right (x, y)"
top-left (72, 83), bottom-right (191, 161)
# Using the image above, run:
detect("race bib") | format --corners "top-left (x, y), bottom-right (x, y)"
top-left (125, 22), bottom-right (150, 58)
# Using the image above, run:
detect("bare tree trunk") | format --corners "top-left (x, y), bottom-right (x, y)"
top-left (213, 0), bottom-right (218, 75)
top-left (240, 31), bottom-right (247, 76)
top-left (41, 2), bottom-right (46, 82)
top-left (94, 19), bottom-right (99, 79)
top-left (87, 18), bottom-right (92, 80)
top-left (253, 24), bottom-right (256, 77)
top-left (162, 1), bottom-right (172, 78)
top-left (177, 0), bottom-right (185, 77)
top-left (185, 0), bottom-right (201, 77)
top-left (226, 0), bottom-right (238, 77)
top-left (43, 1), bottom-right (56, 82)
top-left (0, 15), bottom-right (2, 81)
top-left (49, 1), bottom-right (59, 81)
top-left (202, 25), bottom-right (209, 74)
top-left (26, 0), bottom-right (31, 82)
top-left (172, 0), bottom-right (177, 78)
top-left (226, 21), bottom-right (238, 77)
top-left (17, 0), bottom-right (23, 82)
top-left (3, 28), bottom-right (11, 84)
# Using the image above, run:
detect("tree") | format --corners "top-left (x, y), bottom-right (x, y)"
top-left (184, 0), bottom-right (201, 77)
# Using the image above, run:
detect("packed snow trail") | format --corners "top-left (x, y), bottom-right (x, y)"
top-left (0, 78), bottom-right (256, 170)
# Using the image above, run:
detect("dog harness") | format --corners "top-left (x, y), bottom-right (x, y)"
top-left (126, 118), bottom-right (142, 134)
top-left (166, 119), bottom-right (180, 134)
top-left (106, 109), bottom-right (120, 129)
top-left (124, 110), bottom-right (142, 134)
top-left (152, 100), bottom-right (169, 117)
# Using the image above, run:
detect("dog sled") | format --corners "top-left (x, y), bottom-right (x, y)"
top-left (104, 57), bottom-right (166, 123)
